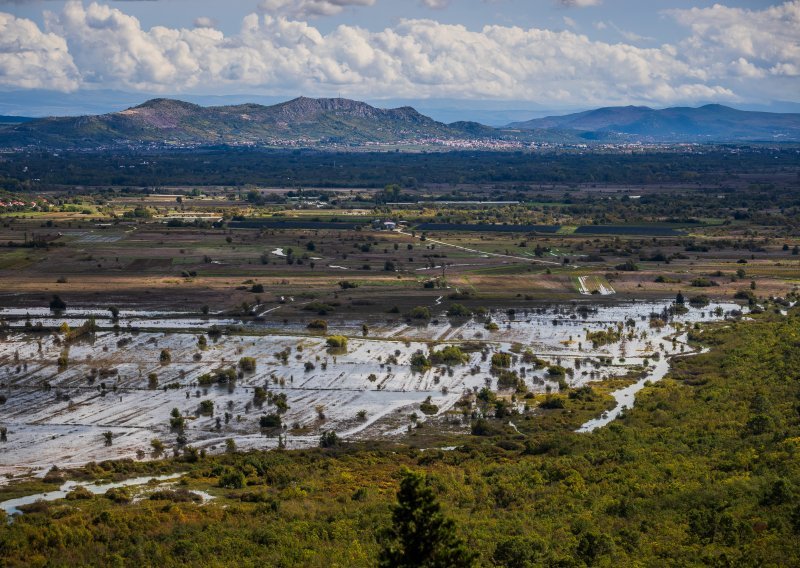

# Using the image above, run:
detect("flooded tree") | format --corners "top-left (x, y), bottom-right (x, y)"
top-left (150, 438), bottom-right (164, 457)
top-left (238, 357), bottom-right (256, 372)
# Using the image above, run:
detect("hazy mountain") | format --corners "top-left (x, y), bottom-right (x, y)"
top-left (0, 115), bottom-right (33, 125)
top-left (508, 104), bottom-right (800, 142)
top-left (4, 97), bottom-right (796, 150)
top-left (0, 97), bottom-right (510, 149)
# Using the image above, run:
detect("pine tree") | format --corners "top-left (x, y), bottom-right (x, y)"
top-left (379, 470), bottom-right (475, 568)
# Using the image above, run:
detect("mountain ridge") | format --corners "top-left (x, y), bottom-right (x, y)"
top-left (2, 97), bottom-right (799, 149)
top-left (508, 103), bottom-right (800, 141)
top-left (0, 96), bottom-right (483, 149)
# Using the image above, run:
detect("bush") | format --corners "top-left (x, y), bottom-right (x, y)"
top-left (540, 396), bottom-right (565, 409)
top-left (260, 413), bottom-right (282, 429)
top-left (471, 418), bottom-right (496, 436)
top-left (491, 353), bottom-right (512, 369)
top-left (238, 357), bottom-right (257, 372)
top-left (496, 370), bottom-right (524, 391)
top-left (409, 306), bottom-right (432, 320)
top-left (419, 396), bottom-right (439, 415)
top-left (320, 431), bottom-right (340, 448)
top-left (493, 536), bottom-right (546, 568)
top-left (66, 486), bottom-right (94, 500)
top-left (326, 335), bottom-right (348, 351)
top-left (429, 345), bottom-right (467, 365)
top-left (219, 468), bottom-right (246, 489)
top-left (691, 277), bottom-right (718, 287)
top-left (446, 303), bottom-right (471, 317)
top-left (104, 487), bottom-right (131, 504)
top-left (586, 328), bottom-right (621, 347)
top-left (615, 260), bottom-right (639, 271)
top-left (307, 319), bottom-right (328, 332)
top-left (410, 352), bottom-right (431, 371)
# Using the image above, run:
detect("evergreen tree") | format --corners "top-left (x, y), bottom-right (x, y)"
top-left (379, 470), bottom-right (475, 568)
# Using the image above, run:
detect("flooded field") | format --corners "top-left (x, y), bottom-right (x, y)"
top-left (0, 300), bottom-right (743, 479)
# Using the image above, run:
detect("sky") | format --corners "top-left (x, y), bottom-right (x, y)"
top-left (0, 0), bottom-right (798, 118)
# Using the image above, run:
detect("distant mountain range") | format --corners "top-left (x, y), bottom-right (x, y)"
top-left (0, 97), bottom-right (474, 148)
top-left (0, 115), bottom-right (33, 126)
top-left (1, 97), bottom-right (798, 150)
top-left (507, 104), bottom-right (800, 142)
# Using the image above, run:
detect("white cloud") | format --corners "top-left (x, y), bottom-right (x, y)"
top-left (39, 2), bottom-right (732, 105)
top-left (193, 16), bottom-right (215, 28)
top-left (668, 1), bottom-right (800, 76)
top-left (259, 0), bottom-right (375, 19)
top-left (0, 12), bottom-right (80, 91)
top-left (667, 1), bottom-right (800, 100)
top-left (563, 16), bottom-right (577, 29)
top-left (420, 0), bottom-right (451, 8)
top-left (558, 0), bottom-right (601, 7)
top-left (1, 0), bottom-right (797, 107)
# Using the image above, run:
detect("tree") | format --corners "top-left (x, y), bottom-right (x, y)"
top-left (319, 430), bottom-right (339, 448)
top-left (378, 470), bottom-right (475, 568)
top-left (150, 438), bottom-right (164, 456)
top-left (446, 304), bottom-right (471, 317)
top-left (238, 356), bottom-right (257, 372)
top-left (409, 306), bottom-right (431, 320)
top-left (260, 413), bottom-right (281, 429)
top-left (49, 295), bottom-right (67, 312)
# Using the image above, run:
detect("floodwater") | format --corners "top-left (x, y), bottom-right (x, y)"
top-left (0, 300), bottom-right (744, 478)
top-left (576, 342), bottom-right (711, 432)
top-left (1, 474), bottom-right (181, 517)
